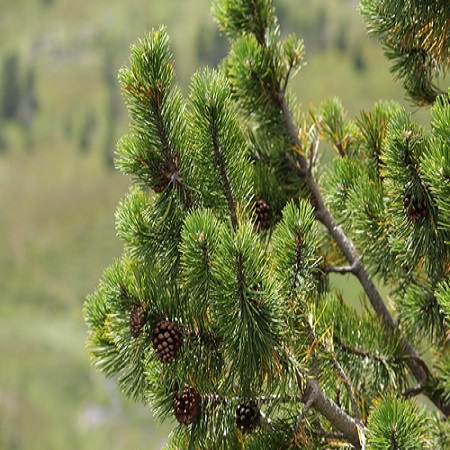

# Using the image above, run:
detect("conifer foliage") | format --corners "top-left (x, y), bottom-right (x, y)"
top-left (84, 1), bottom-right (450, 448)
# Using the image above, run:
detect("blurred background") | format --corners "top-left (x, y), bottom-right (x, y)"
top-left (0, 0), bottom-right (432, 449)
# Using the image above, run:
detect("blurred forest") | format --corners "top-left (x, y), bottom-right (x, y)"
top-left (0, 0), bottom-right (434, 449)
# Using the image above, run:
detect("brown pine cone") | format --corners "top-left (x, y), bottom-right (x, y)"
top-left (173, 386), bottom-right (201, 425)
top-left (403, 194), bottom-right (428, 222)
top-left (236, 400), bottom-right (261, 434)
top-left (152, 319), bottom-right (183, 363)
top-left (129, 303), bottom-right (146, 338)
top-left (254, 198), bottom-right (272, 230)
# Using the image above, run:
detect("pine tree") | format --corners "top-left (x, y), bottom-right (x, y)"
top-left (84, 1), bottom-right (450, 448)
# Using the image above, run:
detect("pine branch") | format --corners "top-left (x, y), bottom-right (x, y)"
top-left (360, 0), bottom-right (450, 105)
top-left (334, 334), bottom-right (431, 379)
top-left (143, 92), bottom-right (193, 209)
top-left (336, 336), bottom-right (397, 365)
top-left (274, 88), bottom-right (395, 327)
top-left (187, 69), bottom-right (251, 225)
top-left (283, 305), bottom-right (365, 446)
top-left (306, 317), bottom-right (364, 431)
top-left (272, 88), bottom-right (450, 416)
top-left (117, 28), bottom-right (193, 207)
top-left (366, 395), bottom-right (432, 449)
top-left (209, 107), bottom-right (238, 230)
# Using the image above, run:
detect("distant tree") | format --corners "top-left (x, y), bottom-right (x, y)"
top-left (84, 1), bottom-right (450, 448)
top-left (0, 53), bottom-right (39, 131)
top-left (315, 5), bottom-right (329, 50)
top-left (78, 109), bottom-right (97, 153)
top-left (20, 66), bottom-right (39, 127)
top-left (1, 53), bottom-right (22, 120)
top-left (39, 0), bottom-right (54, 7)
top-left (335, 21), bottom-right (349, 54)
top-left (0, 125), bottom-right (7, 153)
top-left (351, 42), bottom-right (366, 72)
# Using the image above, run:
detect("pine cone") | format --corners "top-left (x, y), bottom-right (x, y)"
top-left (129, 303), bottom-right (146, 338)
top-left (254, 198), bottom-right (272, 230)
top-left (152, 319), bottom-right (182, 363)
top-left (173, 386), bottom-right (201, 425)
top-left (152, 162), bottom-right (177, 193)
top-left (236, 400), bottom-right (261, 434)
top-left (403, 194), bottom-right (428, 222)
top-left (152, 181), bottom-right (168, 193)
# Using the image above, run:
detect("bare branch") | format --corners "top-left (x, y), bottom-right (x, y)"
top-left (299, 374), bottom-right (363, 449)
top-left (330, 357), bottom-right (362, 425)
top-left (326, 265), bottom-right (358, 274)
top-left (308, 129), bottom-right (320, 171)
top-left (403, 384), bottom-right (425, 399)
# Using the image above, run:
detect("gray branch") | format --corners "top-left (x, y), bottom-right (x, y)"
top-left (299, 373), bottom-right (363, 449)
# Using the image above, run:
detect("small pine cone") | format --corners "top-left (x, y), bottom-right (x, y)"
top-left (173, 386), bottom-right (201, 425)
top-left (152, 162), bottom-right (177, 193)
top-left (129, 303), bottom-right (146, 338)
top-left (254, 198), bottom-right (272, 230)
top-left (236, 400), bottom-right (261, 434)
top-left (152, 319), bottom-right (182, 363)
top-left (152, 181), bottom-right (168, 193)
top-left (403, 194), bottom-right (428, 222)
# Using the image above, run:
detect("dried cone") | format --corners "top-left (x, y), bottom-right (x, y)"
top-left (236, 400), bottom-right (261, 434)
top-left (254, 198), bottom-right (272, 230)
top-left (152, 162), bottom-right (177, 193)
top-left (152, 181), bottom-right (168, 193)
top-left (173, 386), bottom-right (201, 425)
top-left (403, 194), bottom-right (428, 222)
top-left (152, 319), bottom-right (182, 363)
top-left (129, 303), bottom-right (146, 338)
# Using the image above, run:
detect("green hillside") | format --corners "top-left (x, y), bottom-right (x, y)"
top-left (0, 0), bottom-right (436, 449)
